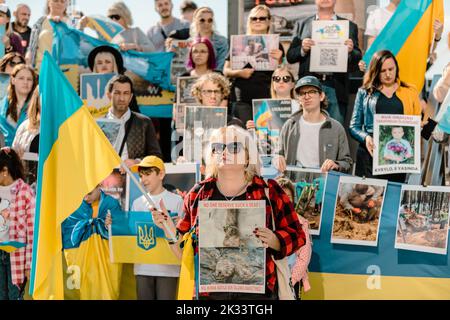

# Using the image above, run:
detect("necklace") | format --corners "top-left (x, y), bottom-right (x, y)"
top-left (217, 181), bottom-right (248, 202)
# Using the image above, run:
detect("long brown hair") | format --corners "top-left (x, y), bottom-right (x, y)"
top-left (362, 50), bottom-right (408, 94)
top-left (27, 86), bottom-right (41, 130)
top-left (7, 65), bottom-right (38, 123)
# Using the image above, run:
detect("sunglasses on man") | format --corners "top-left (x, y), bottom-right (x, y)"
top-left (211, 142), bottom-right (244, 154)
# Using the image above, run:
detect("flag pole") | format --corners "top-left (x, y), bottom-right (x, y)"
top-left (120, 161), bottom-right (177, 242)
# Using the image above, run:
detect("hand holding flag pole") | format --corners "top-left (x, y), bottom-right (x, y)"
top-left (119, 161), bottom-right (177, 243)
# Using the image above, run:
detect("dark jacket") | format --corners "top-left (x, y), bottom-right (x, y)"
top-left (286, 15), bottom-right (362, 105)
top-left (125, 111), bottom-right (162, 159)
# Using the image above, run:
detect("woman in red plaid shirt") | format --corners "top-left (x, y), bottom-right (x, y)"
top-left (0, 147), bottom-right (34, 300)
top-left (152, 125), bottom-right (305, 299)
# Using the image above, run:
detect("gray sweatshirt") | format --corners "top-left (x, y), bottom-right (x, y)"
top-left (276, 110), bottom-right (353, 173)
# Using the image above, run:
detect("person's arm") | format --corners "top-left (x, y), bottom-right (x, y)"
top-left (267, 181), bottom-right (305, 260)
top-left (291, 221), bottom-right (312, 285)
top-left (223, 60), bottom-right (254, 79)
top-left (25, 187), bottom-right (36, 278)
top-left (349, 88), bottom-right (369, 144)
top-left (347, 21), bottom-right (362, 72)
top-left (286, 19), bottom-right (308, 64)
top-left (136, 28), bottom-right (156, 52)
top-left (214, 35), bottom-right (229, 72)
top-left (145, 117), bottom-right (163, 159)
top-left (433, 63), bottom-right (450, 103)
top-left (334, 124), bottom-right (353, 173)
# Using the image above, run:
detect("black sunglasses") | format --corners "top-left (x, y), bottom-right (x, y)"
top-left (199, 18), bottom-right (213, 24)
top-left (250, 16), bottom-right (269, 22)
top-left (8, 60), bottom-right (23, 67)
top-left (272, 75), bottom-right (293, 83)
top-left (108, 14), bottom-right (121, 20)
top-left (211, 142), bottom-right (243, 154)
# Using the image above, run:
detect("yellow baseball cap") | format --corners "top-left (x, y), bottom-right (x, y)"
top-left (131, 156), bottom-right (165, 173)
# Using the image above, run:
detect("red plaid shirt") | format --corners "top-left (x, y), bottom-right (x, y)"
top-left (177, 175), bottom-right (305, 293)
top-left (8, 179), bottom-right (35, 286)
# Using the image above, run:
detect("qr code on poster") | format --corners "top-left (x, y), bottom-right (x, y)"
top-left (319, 48), bottom-right (338, 66)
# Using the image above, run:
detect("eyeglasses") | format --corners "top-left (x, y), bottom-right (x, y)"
top-left (211, 142), bottom-right (244, 154)
top-left (297, 89), bottom-right (320, 98)
top-left (201, 89), bottom-right (222, 96)
top-left (250, 16), bottom-right (269, 22)
top-left (272, 75), bottom-right (292, 83)
top-left (199, 18), bottom-right (213, 24)
top-left (108, 14), bottom-right (121, 21)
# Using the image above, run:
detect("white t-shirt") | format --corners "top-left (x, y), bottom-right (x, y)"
top-left (365, 7), bottom-right (394, 37)
top-left (296, 116), bottom-right (325, 168)
top-left (131, 189), bottom-right (184, 277)
top-left (0, 181), bottom-right (15, 243)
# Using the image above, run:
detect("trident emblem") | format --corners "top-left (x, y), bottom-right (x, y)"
top-left (137, 224), bottom-right (156, 250)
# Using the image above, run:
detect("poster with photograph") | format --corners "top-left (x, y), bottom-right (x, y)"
top-left (373, 114), bottom-right (421, 175)
top-left (331, 176), bottom-right (387, 247)
top-left (176, 76), bottom-right (197, 105)
top-left (170, 40), bottom-right (191, 85)
top-left (0, 73), bottom-right (9, 101)
top-left (125, 162), bottom-right (200, 210)
top-left (231, 35), bottom-right (279, 71)
top-left (243, 0), bottom-right (317, 41)
top-left (183, 106), bottom-right (227, 163)
top-left (80, 73), bottom-right (115, 118)
top-left (101, 169), bottom-right (127, 209)
top-left (285, 166), bottom-right (326, 236)
top-left (96, 118), bottom-right (121, 149)
top-left (198, 200), bottom-right (266, 294)
top-left (310, 20), bottom-right (349, 73)
top-left (395, 185), bottom-right (450, 255)
top-left (252, 99), bottom-right (292, 156)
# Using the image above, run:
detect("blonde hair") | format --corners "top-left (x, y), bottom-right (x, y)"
top-left (190, 7), bottom-right (216, 37)
top-left (191, 73), bottom-right (231, 105)
top-left (205, 125), bottom-right (261, 182)
top-left (246, 5), bottom-right (272, 35)
top-left (27, 86), bottom-right (40, 131)
top-left (94, 52), bottom-right (119, 74)
top-left (270, 65), bottom-right (296, 99)
top-left (107, 1), bottom-right (133, 27)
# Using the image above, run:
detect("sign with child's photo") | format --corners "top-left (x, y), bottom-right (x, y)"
top-left (373, 114), bottom-right (421, 175)
top-left (286, 166), bottom-right (326, 236)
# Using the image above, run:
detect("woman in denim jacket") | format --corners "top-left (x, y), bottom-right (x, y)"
top-left (349, 50), bottom-right (421, 183)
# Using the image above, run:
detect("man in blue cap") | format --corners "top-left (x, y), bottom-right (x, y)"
top-left (274, 76), bottom-right (352, 174)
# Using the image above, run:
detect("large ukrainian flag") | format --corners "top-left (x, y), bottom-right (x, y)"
top-left (363, 0), bottom-right (444, 91)
top-left (29, 52), bottom-right (121, 300)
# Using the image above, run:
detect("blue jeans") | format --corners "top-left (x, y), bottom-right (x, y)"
top-left (322, 84), bottom-right (345, 124)
top-left (0, 250), bottom-right (25, 300)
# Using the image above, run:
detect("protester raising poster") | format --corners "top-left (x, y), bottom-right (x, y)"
top-left (310, 20), bottom-right (349, 73)
top-left (395, 185), bottom-right (450, 255)
top-left (198, 200), bottom-right (266, 294)
top-left (183, 106), bottom-right (227, 163)
top-left (80, 73), bottom-right (115, 118)
top-left (231, 35), bottom-right (279, 71)
top-left (252, 99), bottom-right (292, 156)
top-left (96, 118), bottom-right (121, 150)
top-left (373, 114), bottom-right (421, 175)
top-left (285, 166), bottom-right (326, 236)
top-left (170, 40), bottom-right (191, 85)
top-left (331, 176), bottom-right (387, 247)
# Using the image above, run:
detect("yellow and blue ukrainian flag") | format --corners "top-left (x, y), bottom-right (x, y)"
top-left (363, 0), bottom-right (444, 91)
top-left (28, 52), bottom-right (121, 300)
top-left (84, 15), bottom-right (124, 42)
